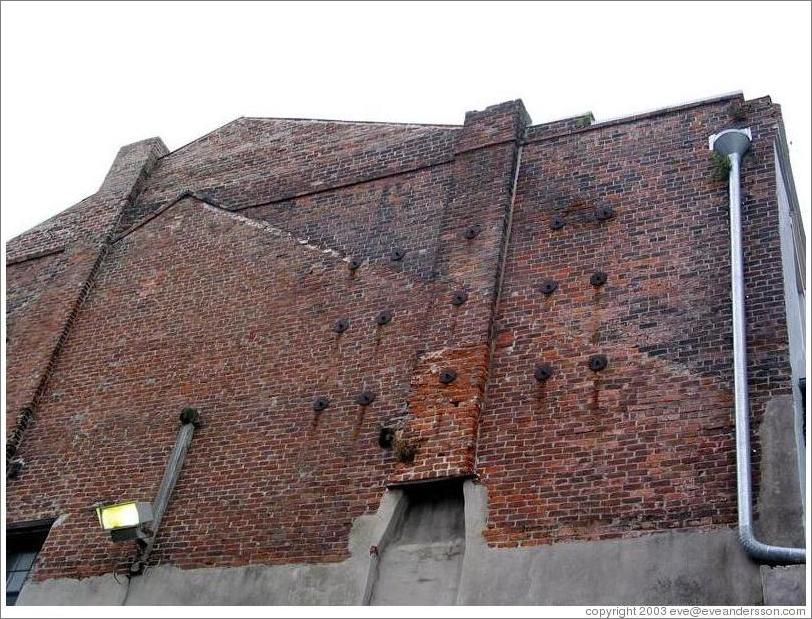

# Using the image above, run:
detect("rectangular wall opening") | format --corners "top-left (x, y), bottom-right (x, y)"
top-left (370, 479), bottom-right (466, 605)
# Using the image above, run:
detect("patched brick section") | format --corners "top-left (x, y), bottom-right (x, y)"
top-left (389, 345), bottom-right (489, 484)
top-left (386, 102), bottom-right (528, 483)
top-left (478, 95), bottom-right (793, 547)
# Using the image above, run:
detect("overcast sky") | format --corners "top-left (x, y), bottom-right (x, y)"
top-left (2, 1), bottom-right (810, 243)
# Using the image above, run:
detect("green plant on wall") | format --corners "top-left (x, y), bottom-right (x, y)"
top-left (393, 429), bottom-right (419, 463)
top-left (574, 112), bottom-right (594, 128)
top-left (728, 101), bottom-right (747, 123)
top-left (710, 151), bottom-right (732, 182)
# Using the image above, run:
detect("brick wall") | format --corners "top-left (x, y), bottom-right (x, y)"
top-left (120, 119), bottom-right (458, 234)
top-left (9, 196), bottom-right (447, 576)
top-left (478, 96), bottom-right (792, 547)
top-left (5, 95), bottom-right (797, 581)
top-left (6, 139), bottom-right (167, 451)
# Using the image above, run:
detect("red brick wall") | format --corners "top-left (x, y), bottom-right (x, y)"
top-left (5, 96), bottom-right (797, 581)
top-left (7, 101), bottom-right (530, 578)
top-left (6, 247), bottom-right (90, 432)
top-left (9, 197), bottom-right (445, 577)
top-left (121, 119), bottom-right (458, 234)
top-left (477, 96), bottom-right (792, 547)
top-left (388, 103), bottom-right (527, 483)
top-left (6, 139), bottom-right (167, 452)
top-left (241, 165), bottom-right (452, 281)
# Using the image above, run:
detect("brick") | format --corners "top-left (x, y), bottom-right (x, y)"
top-left (4, 95), bottom-right (799, 581)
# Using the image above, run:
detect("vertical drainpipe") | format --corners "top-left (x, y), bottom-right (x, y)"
top-left (709, 128), bottom-right (805, 564)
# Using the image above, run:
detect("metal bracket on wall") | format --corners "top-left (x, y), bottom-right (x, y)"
top-left (129, 408), bottom-right (201, 575)
top-left (390, 248), bottom-right (407, 262)
top-left (375, 310), bottom-right (393, 326)
top-left (595, 205), bottom-right (615, 221)
top-left (439, 369), bottom-right (458, 384)
top-left (356, 391), bottom-right (377, 406)
top-left (450, 290), bottom-right (468, 306)
top-left (588, 355), bottom-right (608, 372)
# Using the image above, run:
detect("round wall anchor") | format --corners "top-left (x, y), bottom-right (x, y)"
top-left (534, 363), bottom-right (553, 382)
top-left (332, 318), bottom-right (350, 333)
top-left (540, 280), bottom-right (558, 295)
top-left (595, 206), bottom-right (615, 222)
top-left (590, 271), bottom-right (608, 287)
top-left (378, 427), bottom-right (395, 448)
top-left (390, 248), bottom-right (406, 262)
top-left (348, 257), bottom-right (363, 271)
top-left (588, 354), bottom-right (608, 372)
top-left (451, 290), bottom-right (468, 306)
top-left (463, 224), bottom-right (482, 240)
top-left (356, 391), bottom-right (376, 406)
top-left (551, 215), bottom-right (566, 230)
top-left (439, 369), bottom-right (457, 384)
top-left (375, 310), bottom-right (393, 326)
top-left (313, 396), bottom-right (330, 412)
top-left (179, 407), bottom-right (200, 426)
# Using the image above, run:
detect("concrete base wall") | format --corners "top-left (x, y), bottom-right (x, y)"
top-left (19, 488), bottom-right (407, 606)
top-left (459, 531), bottom-right (761, 605)
top-left (757, 395), bottom-right (805, 548)
top-left (19, 480), bottom-right (777, 606)
top-left (761, 565), bottom-right (806, 606)
top-left (456, 483), bottom-right (762, 605)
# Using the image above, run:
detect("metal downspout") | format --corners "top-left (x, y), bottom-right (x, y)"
top-left (710, 128), bottom-right (805, 564)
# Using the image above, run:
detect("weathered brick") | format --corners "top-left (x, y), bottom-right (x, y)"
top-left (5, 95), bottom-right (800, 583)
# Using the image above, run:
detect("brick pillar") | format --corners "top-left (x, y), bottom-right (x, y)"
top-left (91, 138), bottom-right (169, 239)
top-left (389, 101), bottom-right (530, 484)
top-left (6, 138), bottom-right (168, 467)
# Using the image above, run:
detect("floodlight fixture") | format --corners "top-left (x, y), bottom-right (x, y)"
top-left (95, 500), bottom-right (154, 542)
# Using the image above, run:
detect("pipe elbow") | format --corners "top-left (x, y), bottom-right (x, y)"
top-left (739, 524), bottom-right (806, 564)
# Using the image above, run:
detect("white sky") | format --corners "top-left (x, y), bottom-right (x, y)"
top-left (1, 1), bottom-right (810, 243)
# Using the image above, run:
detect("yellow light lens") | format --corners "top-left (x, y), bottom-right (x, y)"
top-left (96, 501), bottom-right (140, 530)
